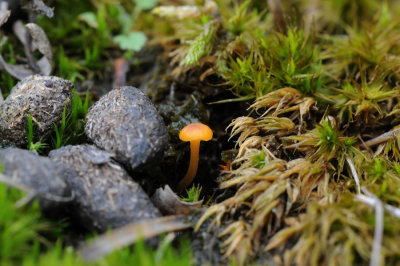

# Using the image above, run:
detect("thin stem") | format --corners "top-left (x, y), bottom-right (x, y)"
top-left (177, 140), bottom-right (200, 192)
top-left (346, 157), bottom-right (360, 194)
top-left (363, 127), bottom-right (400, 147)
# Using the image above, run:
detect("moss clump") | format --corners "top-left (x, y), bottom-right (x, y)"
top-left (153, 0), bottom-right (400, 264)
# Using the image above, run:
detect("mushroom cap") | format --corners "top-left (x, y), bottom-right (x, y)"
top-left (179, 123), bottom-right (213, 142)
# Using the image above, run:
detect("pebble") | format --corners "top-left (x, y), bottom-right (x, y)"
top-left (0, 147), bottom-right (72, 213)
top-left (0, 75), bottom-right (73, 146)
top-left (49, 144), bottom-right (161, 232)
top-left (85, 86), bottom-right (168, 171)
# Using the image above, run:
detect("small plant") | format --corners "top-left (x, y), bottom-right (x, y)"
top-left (318, 74), bottom-right (398, 124)
top-left (37, 0), bottom-right (158, 82)
top-left (182, 184), bottom-right (203, 202)
top-left (52, 106), bottom-right (67, 149)
top-left (252, 150), bottom-right (265, 169)
top-left (368, 157), bottom-right (387, 180)
top-left (26, 115), bottom-right (48, 153)
top-left (52, 91), bottom-right (90, 149)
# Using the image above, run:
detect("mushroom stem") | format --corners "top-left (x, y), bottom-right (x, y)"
top-left (177, 140), bottom-right (200, 192)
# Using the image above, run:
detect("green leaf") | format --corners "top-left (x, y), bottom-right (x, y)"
top-left (133, 0), bottom-right (159, 10)
top-left (113, 32), bottom-right (147, 51)
top-left (78, 12), bottom-right (98, 28)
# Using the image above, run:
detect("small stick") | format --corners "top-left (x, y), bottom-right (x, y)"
top-left (346, 157), bottom-right (361, 194)
top-left (356, 194), bottom-right (400, 219)
top-left (363, 127), bottom-right (400, 147)
top-left (23, 30), bottom-right (40, 73)
top-left (0, 173), bottom-right (74, 207)
top-left (79, 215), bottom-right (192, 261)
top-left (356, 188), bottom-right (384, 266)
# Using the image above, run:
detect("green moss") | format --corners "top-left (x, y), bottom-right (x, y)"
top-left (182, 184), bottom-right (203, 202)
top-left (0, 183), bottom-right (49, 264)
top-left (0, 180), bottom-right (192, 265)
top-left (52, 91), bottom-right (90, 149)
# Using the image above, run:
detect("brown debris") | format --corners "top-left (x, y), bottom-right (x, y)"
top-left (151, 185), bottom-right (203, 215)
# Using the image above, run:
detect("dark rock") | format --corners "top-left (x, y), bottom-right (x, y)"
top-left (49, 144), bottom-right (161, 232)
top-left (0, 75), bottom-right (73, 146)
top-left (85, 86), bottom-right (168, 171)
top-left (0, 147), bottom-right (72, 212)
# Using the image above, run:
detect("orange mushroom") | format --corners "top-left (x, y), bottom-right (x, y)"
top-left (177, 123), bottom-right (213, 192)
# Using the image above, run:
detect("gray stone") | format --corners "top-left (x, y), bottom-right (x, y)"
top-left (85, 86), bottom-right (168, 171)
top-left (0, 75), bottom-right (73, 146)
top-left (49, 144), bottom-right (161, 232)
top-left (0, 147), bottom-right (72, 212)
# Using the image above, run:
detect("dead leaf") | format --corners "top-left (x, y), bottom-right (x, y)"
top-left (12, 21), bottom-right (29, 47)
top-left (36, 56), bottom-right (51, 75)
top-left (0, 2), bottom-right (10, 26)
top-left (151, 185), bottom-right (203, 215)
top-left (263, 223), bottom-right (305, 252)
top-left (5, 22), bottom-right (53, 78)
top-left (79, 215), bottom-right (192, 262)
top-left (0, 52), bottom-right (35, 80)
top-left (113, 58), bottom-right (129, 88)
top-left (23, 0), bottom-right (54, 18)
top-left (26, 23), bottom-right (52, 61)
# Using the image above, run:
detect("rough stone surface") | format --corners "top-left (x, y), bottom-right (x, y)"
top-left (85, 86), bottom-right (168, 171)
top-left (49, 144), bottom-right (161, 232)
top-left (0, 147), bottom-right (72, 212)
top-left (0, 75), bottom-right (73, 146)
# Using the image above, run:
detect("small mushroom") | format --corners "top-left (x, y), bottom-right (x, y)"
top-left (177, 123), bottom-right (213, 192)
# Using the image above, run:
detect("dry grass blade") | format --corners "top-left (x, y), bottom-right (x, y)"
top-left (346, 157), bottom-right (361, 193)
top-left (219, 220), bottom-right (252, 263)
top-left (264, 222), bottom-right (305, 252)
top-left (250, 87), bottom-right (303, 114)
top-left (256, 117), bottom-right (295, 132)
top-left (195, 198), bottom-right (235, 231)
top-left (228, 117), bottom-right (259, 146)
top-left (368, 198), bottom-right (383, 266)
top-left (363, 127), bottom-right (400, 147)
top-left (237, 136), bottom-right (264, 157)
top-left (79, 215), bottom-right (192, 262)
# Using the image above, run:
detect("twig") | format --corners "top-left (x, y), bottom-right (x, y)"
top-left (346, 157), bottom-right (360, 194)
top-left (15, 191), bottom-right (37, 208)
top-left (23, 30), bottom-right (41, 73)
top-left (284, 139), bottom-right (310, 150)
top-left (0, 172), bottom-right (74, 207)
top-left (0, 172), bottom-right (35, 192)
top-left (363, 190), bottom-right (383, 266)
top-left (355, 188), bottom-right (384, 266)
top-left (363, 127), bottom-right (400, 148)
top-left (371, 200), bottom-right (384, 266)
top-left (356, 194), bottom-right (400, 219)
top-left (383, 204), bottom-right (400, 218)
top-left (79, 215), bottom-right (192, 261)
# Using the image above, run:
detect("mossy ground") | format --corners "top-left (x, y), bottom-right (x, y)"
top-left (2, 0), bottom-right (400, 265)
